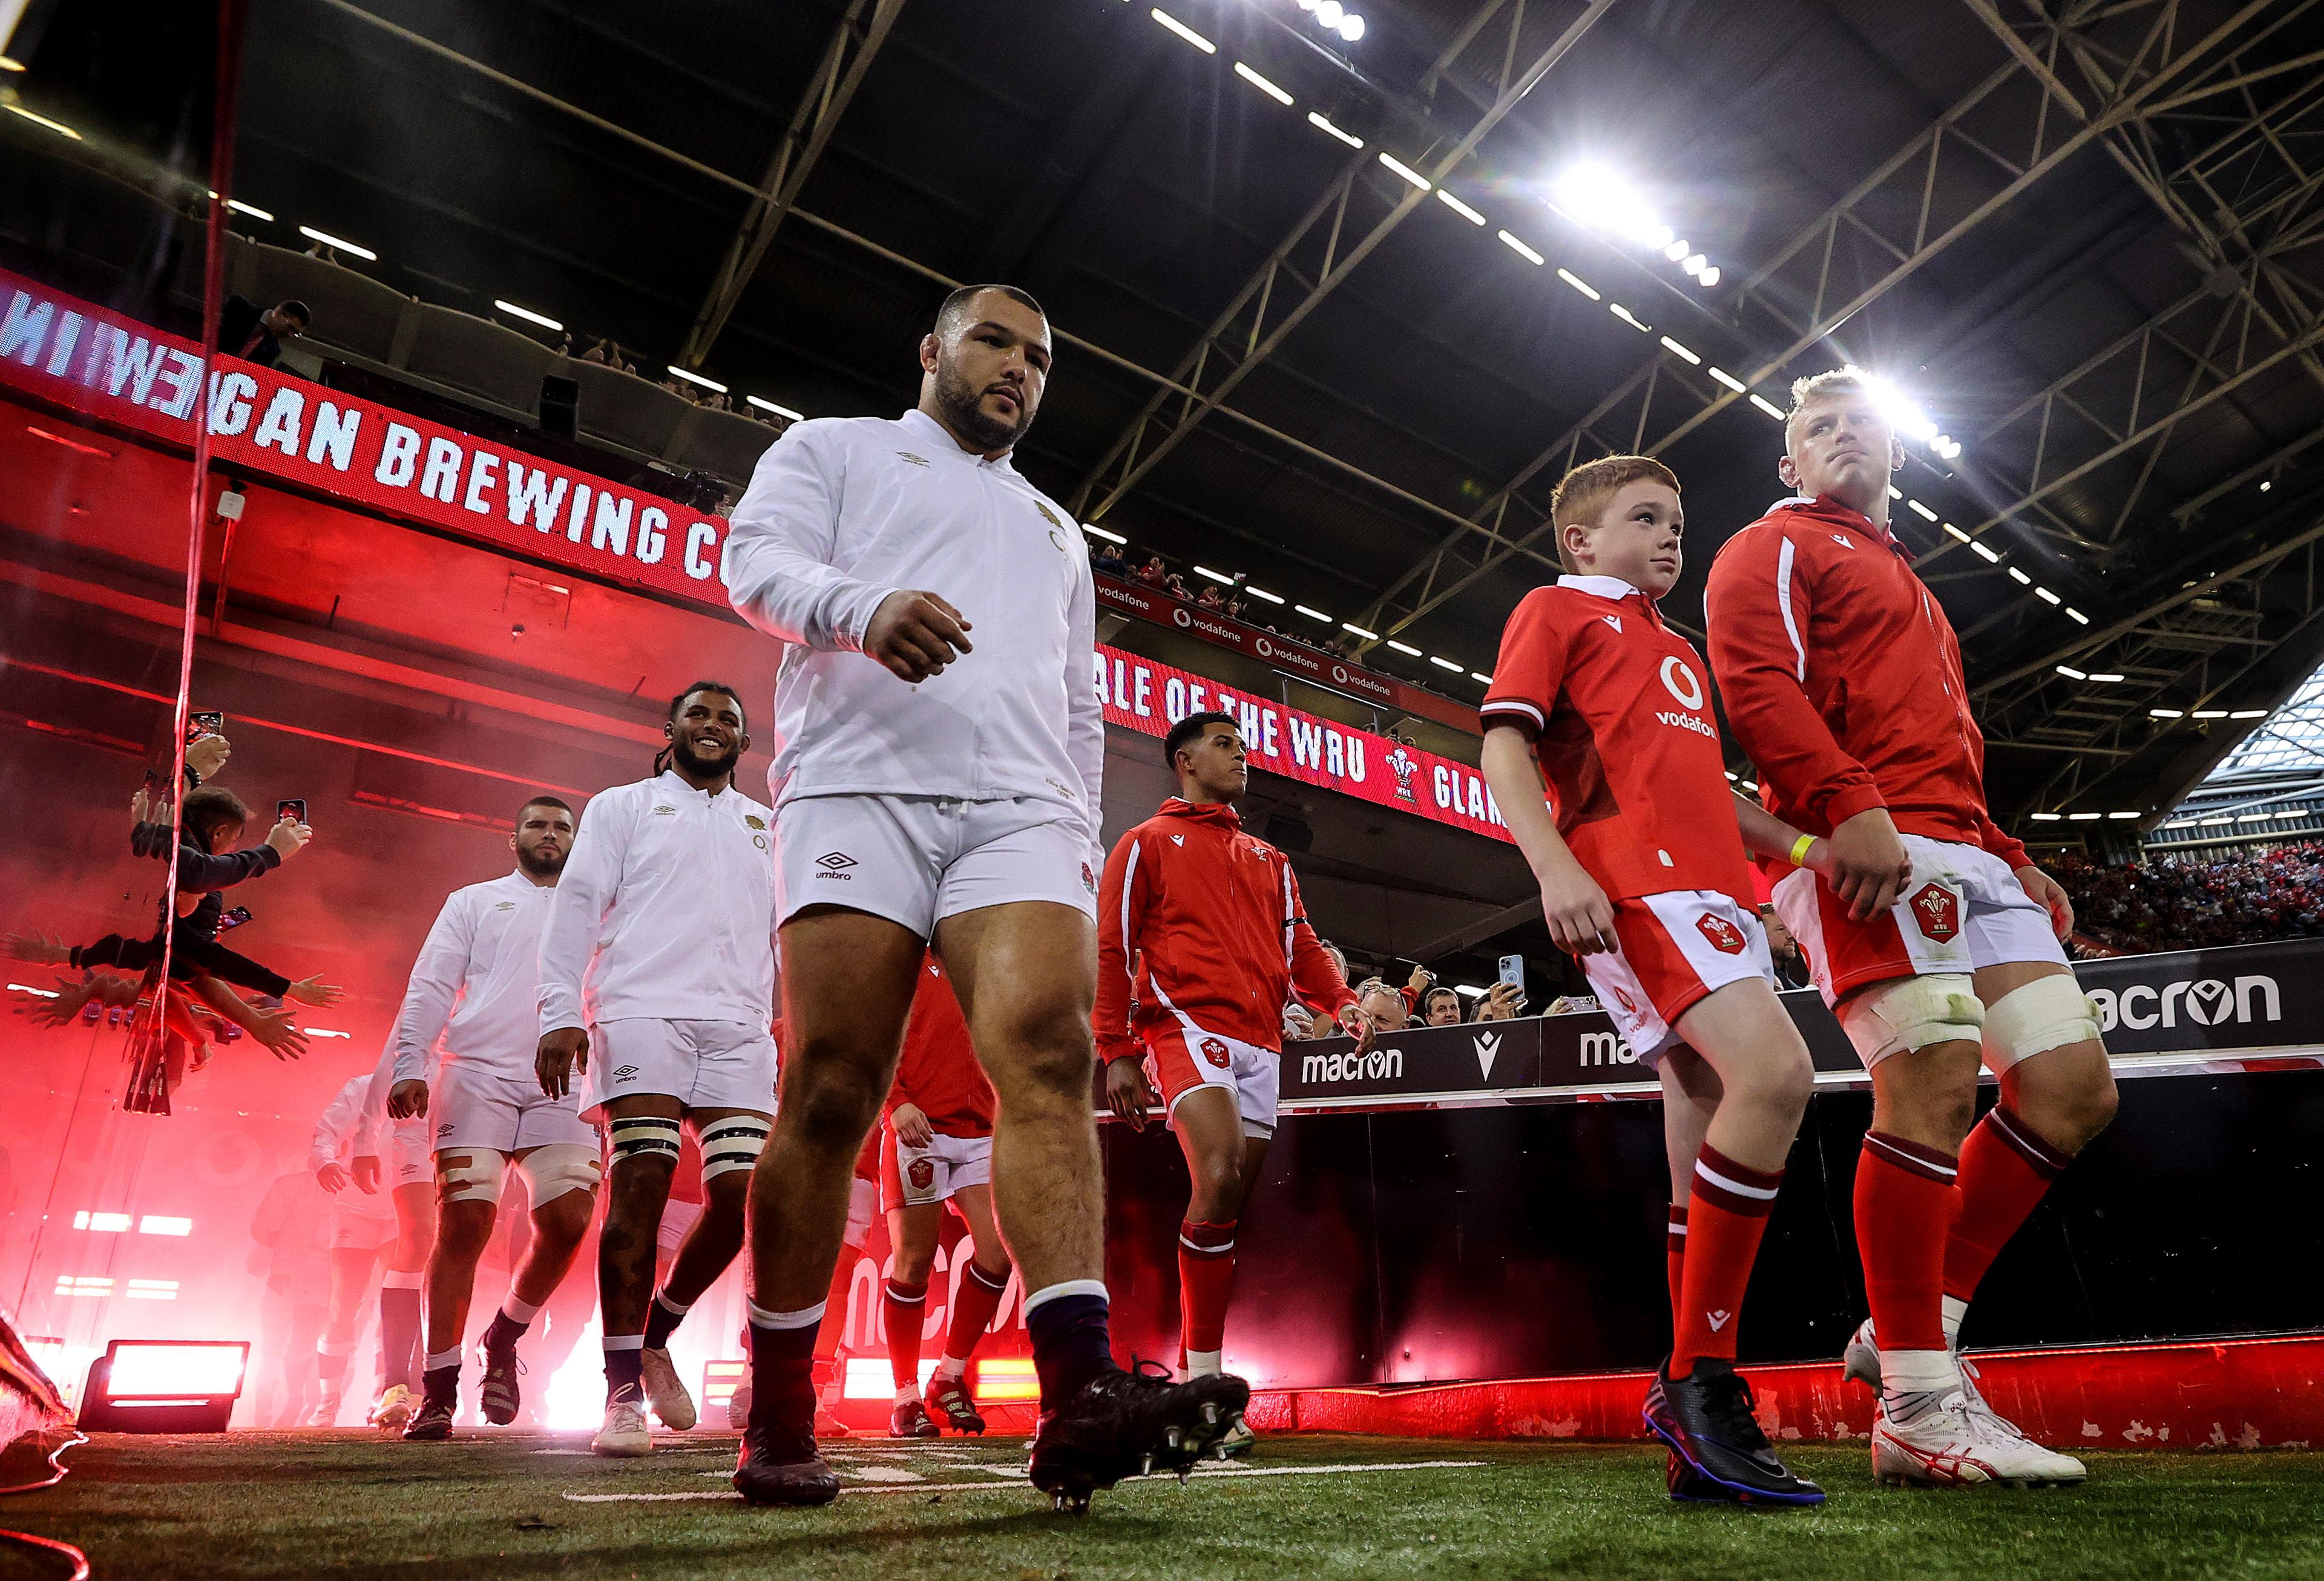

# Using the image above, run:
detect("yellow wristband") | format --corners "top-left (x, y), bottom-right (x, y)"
top-left (1789, 833), bottom-right (1817, 867)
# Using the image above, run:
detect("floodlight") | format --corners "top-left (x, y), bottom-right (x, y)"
top-left (1697, 266), bottom-right (1721, 287)
top-left (971, 1357), bottom-right (1040, 1403)
top-left (1316, 1), bottom-right (1343, 26)
top-left (78, 1340), bottom-right (248, 1433)
top-left (1339, 14), bottom-right (1366, 40)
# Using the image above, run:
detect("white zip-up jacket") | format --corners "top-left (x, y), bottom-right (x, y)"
top-left (721, 408), bottom-right (1103, 853)
top-left (390, 870), bottom-right (554, 1085)
top-left (536, 771), bottom-right (778, 1035)
top-left (310, 1074), bottom-right (372, 1173)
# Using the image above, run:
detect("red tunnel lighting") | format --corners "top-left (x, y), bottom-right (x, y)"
top-left (80, 1340), bottom-right (249, 1433)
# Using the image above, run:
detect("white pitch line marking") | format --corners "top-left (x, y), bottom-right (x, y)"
top-left (569, 1459), bottom-right (1489, 1503)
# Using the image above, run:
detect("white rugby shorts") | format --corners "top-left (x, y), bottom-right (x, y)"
top-left (430, 1061), bottom-right (599, 1155)
top-left (775, 793), bottom-right (1097, 937)
top-left (881, 1127), bottom-right (994, 1211)
top-left (582, 1018), bottom-right (778, 1118)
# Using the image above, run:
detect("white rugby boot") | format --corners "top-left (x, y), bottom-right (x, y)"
top-left (1846, 1318), bottom-right (2086, 1487)
top-left (592, 1389), bottom-right (654, 1457)
top-left (640, 1345), bottom-right (697, 1430)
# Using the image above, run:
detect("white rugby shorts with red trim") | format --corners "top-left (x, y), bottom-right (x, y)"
top-left (1770, 833), bottom-right (2067, 1007)
top-left (1581, 890), bottom-right (1776, 1066)
top-left (1144, 1023), bottom-right (1280, 1140)
top-left (879, 1125), bottom-right (994, 1212)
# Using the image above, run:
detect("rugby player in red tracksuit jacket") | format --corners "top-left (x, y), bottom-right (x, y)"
top-left (878, 952), bottom-right (1014, 1439)
top-left (1481, 454), bottom-right (1832, 1507)
top-left (1095, 710), bottom-right (1372, 1456)
top-left (1705, 368), bottom-right (2114, 1490)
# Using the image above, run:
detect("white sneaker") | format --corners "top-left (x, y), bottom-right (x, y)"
top-left (640, 1346), bottom-right (697, 1430)
top-left (592, 1395), bottom-right (653, 1457)
top-left (306, 1390), bottom-right (343, 1428)
top-left (1845, 1319), bottom-right (2086, 1485)
top-left (367, 1384), bottom-right (416, 1432)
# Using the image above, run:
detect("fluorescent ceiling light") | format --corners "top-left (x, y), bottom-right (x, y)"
top-left (5, 103), bottom-right (80, 139)
top-left (1437, 189), bottom-right (1486, 225)
top-left (2149, 709), bottom-right (2184, 718)
top-left (1081, 522), bottom-right (1126, 545)
top-left (225, 198), bottom-right (274, 221)
top-left (1498, 231), bottom-right (1544, 265)
top-left (2231, 709), bottom-right (2268, 719)
top-left (1385, 639), bottom-right (1422, 656)
top-left (1555, 268), bottom-right (1599, 300)
top-left (0, 56), bottom-right (25, 72)
top-left (1454, 984), bottom-right (1485, 997)
top-left (1193, 564), bottom-right (1236, 584)
top-left (494, 299), bottom-right (562, 332)
top-left (1342, 621), bottom-right (1380, 640)
top-left (2238, 813), bottom-right (2271, 822)
top-left (1942, 523), bottom-right (1971, 543)
top-left (2088, 672), bottom-right (2125, 683)
top-left (1658, 336), bottom-right (1700, 365)
top-left (1681, 253), bottom-right (1707, 277)
top-left (1151, 9), bottom-right (1216, 52)
top-left (2067, 607), bottom-right (2090, 624)
top-left (1243, 585), bottom-right (1285, 604)
top-left (1609, 304), bottom-right (1650, 332)
top-left (2109, 811), bottom-right (2140, 820)
top-left (2069, 812), bottom-right (2101, 821)
top-left (1295, 604), bottom-right (1333, 621)
top-left (2029, 812), bottom-right (2063, 821)
top-left (1971, 540), bottom-right (2002, 563)
top-left (1469, 670), bottom-right (1492, 684)
top-left (1906, 499), bottom-right (1937, 521)
top-left (1378, 152), bottom-right (1430, 190)
top-left (1430, 655), bottom-right (1463, 672)
top-left (1888, 486), bottom-right (1904, 499)
top-left (1307, 111), bottom-right (1362, 148)
top-left (666, 365), bottom-right (727, 393)
top-left (1707, 367), bottom-right (1745, 393)
top-left (746, 394), bottom-right (804, 421)
top-left (1233, 62), bottom-right (1292, 104)
top-left (1697, 266), bottom-right (1721, 288)
top-left (1749, 393), bottom-right (1785, 421)
top-left (1661, 239), bottom-right (1690, 262)
top-left (2035, 587), bottom-right (2061, 604)
top-left (297, 225), bottom-right (376, 261)
top-left (2007, 566), bottom-right (2032, 584)
top-left (2055, 665), bottom-right (2087, 679)
top-left (2193, 709), bottom-right (2227, 719)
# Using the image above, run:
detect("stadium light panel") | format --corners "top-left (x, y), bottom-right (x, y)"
top-left (1342, 621), bottom-right (1380, 640)
top-left (1740, 781), bottom-right (1758, 793)
top-left (1080, 522), bottom-right (1126, 545)
top-left (1888, 486), bottom-right (1904, 499)
top-left (2056, 666), bottom-right (2087, 679)
top-left (1242, 584), bottom-right (1284, 604)
top-left (1658, 336), bottom-right (1701, 365)
top-left (1906, 499), bottom-right (1938, 521)
top-left (1609, 304), bottom-right (1650, 332)
top-left (1662, 239), bottom-right (1690, 262)
top-left (1384, 639), bottom-right (1422, 656)
top-left (1748, 393), bottom-right (1786, 421)
top-left (2150, 709), bottom-right (2184, 718)
top-left (1555, 267), bottom-right (1600, 300)
top-left (1707, 367), bottom-right (1745, 393)
top-left (0, 56), bottom-right (24, 71)
top-left (2194, 709), bottom-right (2228, 719)
top-left (2067, 607), bottom-right (2090, 624)
top-left (296, 225), bottom-right (376, 261)
top-left (1315, 1), bottom-right (1343, 25)
top-left (1193, 565), bottom-right (1236, 584)
top-left (1437, 189), bottom-right (1487, 225)
top-left (2109, 811), bottom-right (2140, 820)
top-left (746, 395), bottom-right (804, 421)
top-left (1681, 253), bottom-right (1707, 277)
top-left (1295, 604), bottom-right (1333, 621)
top-left (1234, 62), bottom-right (1292, 105)
top-left (225, 198), bottom-right (274, 221)
top-left (2069, 812), bottom-right (2102, 821)
top-left (1857, 372), bottom-right (1941, 444)
top-left (1942, 522), bottom-right (1972, 543)
top-left (494, 300), bottom-right (563, 333)
top-left (1338, 13), bottom-right (1367, 42)
top-left (1498, 231), bottom-right (1545, 265)
top-left (2199, 815), bottom-right (2233, 824)
top-left (1307, 111), bottom-right (1362, 148)
top-left (1554, 162), bottom-right (1665, 245)
top-left (1971, 540), bottom-right (2002, 563)
top-left (2089, 672), bottom-right (2125, 683)
top-left (1378, 152), bottom-right (1430, 190)
top-left (139, 1216), bottom-right (192, 1236)
top-left (5, 103), bottom-right (81, 139)
top-left (971, 1357), bottom-right (1040, 1403)
top-left (125, 1278), bottom-right (179, 1301)
top-left (1697, 266), bottom-right (1721, 287)
top-left (2007, 566), bottom-right (2032, 584)
top-left (1151, 9), bottom-right (1215, 53)
top-left (1454, 984), bottom-right (1486, 997)
top-left (2278, 808), bottom-right (2305, 817)
top-left (665, 365), bottom-right (727, 393)
top-left (2231, 709), bottom-right (2269, 719)
top-left (2035, 587), bottom-right (2062, 604)
top-left (1430, 655), bottom-right (1463, 672)
top-left (2029, 812), bottom-right (2063, 821)
top-left (74, 1211), bottom-right (132, 1232)
top-left (2238, 813), bottom-right (2272, 823)
top-left (1469, 670), bottom-right (1492, 684)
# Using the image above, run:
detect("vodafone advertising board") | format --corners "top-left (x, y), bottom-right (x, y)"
top-left (0, 269), bottom-right (1512, 845)
top-left (1092, 575), bottom-right (1478, 733)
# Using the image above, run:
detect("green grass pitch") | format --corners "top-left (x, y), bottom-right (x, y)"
top-left (4, 1429), bottom-right (2321, 1580)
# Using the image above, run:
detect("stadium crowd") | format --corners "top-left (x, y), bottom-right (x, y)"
top-left (2042, 845), bottom-right (2324, 954)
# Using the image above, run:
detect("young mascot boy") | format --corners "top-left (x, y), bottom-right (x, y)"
top-left (1479, 455), bottom-right (1832, 1506)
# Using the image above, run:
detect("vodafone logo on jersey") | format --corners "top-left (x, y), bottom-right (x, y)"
top-left (1659, 655), bottom-right (1705, 710)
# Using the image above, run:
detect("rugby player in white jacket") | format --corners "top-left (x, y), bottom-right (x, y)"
top-left (721, 283), bottom-right (1246, 1510)
top-left (384, 795), bottom-right (603, 1441)
top-left (535, 683), bottom-right (779, 1456)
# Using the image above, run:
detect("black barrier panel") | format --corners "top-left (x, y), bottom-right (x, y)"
top-left (1275, 939), bottom-right (2324, 1107)
top-left (1102, 1069), bottom-right (2324, 1390)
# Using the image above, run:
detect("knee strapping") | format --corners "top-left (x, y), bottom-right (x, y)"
top-left (608, 1115), bottom-right (682, 1167)
top-left (517, 1142), bottom-right (602, 1206)
top-left (844, 1177), bottom-right (876, 1248)
top-left (439, 1150), bottom-right (505, 1205)
top-left (1982, 975), bottom-right (2102, 1069)
top-left (698, 1116), bottom-right (769, 1182)
top-left (1839, 973), bottom-right (1984, 1065)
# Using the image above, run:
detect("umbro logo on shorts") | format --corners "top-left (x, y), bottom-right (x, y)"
top-left (816, 851), bottom-right (856, 870)
top-left (613, 1064), bottom-right (640, 1081)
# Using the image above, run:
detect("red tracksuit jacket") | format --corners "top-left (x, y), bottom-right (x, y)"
top-left (1094, 797), bottom-right (1356, 1064)
top-left (1704, 494), bottom-right (2028, 871)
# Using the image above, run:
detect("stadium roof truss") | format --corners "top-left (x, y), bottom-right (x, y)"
top-left (1357, 0), bottom-right (2324, 665)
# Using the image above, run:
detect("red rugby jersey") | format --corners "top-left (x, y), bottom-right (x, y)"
top-left (885, 951), bottom-right (995, 1138)
top-left (1482, 575), bottom-right (1754, 908)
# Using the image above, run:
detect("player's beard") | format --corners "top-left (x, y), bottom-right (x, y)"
top-left (669, 736), bottom-right (740, 785)
top-left (932, 359), bottom-right (1031, 453)
top-left (516, 842), bottom-right (567, 879)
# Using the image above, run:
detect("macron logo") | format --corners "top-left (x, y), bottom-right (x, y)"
top-left (1472, 1030), bottom-right (1502, 1080)
top-left (1170, 834), bottom-right (1185, 846)
top-left (1602, 615), bottom-right (1623, 632)
top-left (1708, 1309), bottom-right (1732, 1332)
